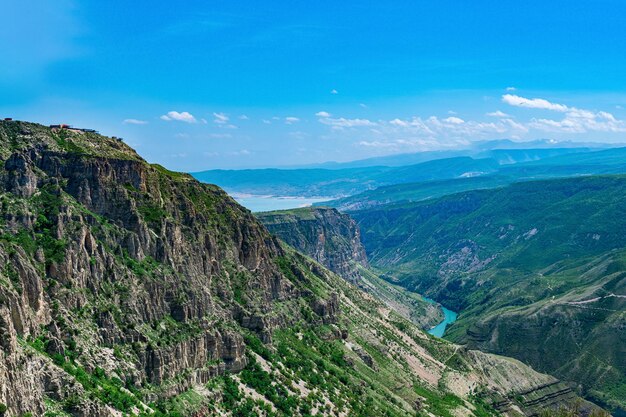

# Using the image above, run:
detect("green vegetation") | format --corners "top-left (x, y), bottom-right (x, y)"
top-left (151, 163), bottom-right (191, 181)
top-left (539, 401), bottom-right (611, 417)
top-left (26, 334), bottom-right (142, 413)
top-left (52, 129), bottom-right (85, 155)
top-left (0, 185), bottom-right (68, 268)
top-left (353, 174), bottom-right (626, 410)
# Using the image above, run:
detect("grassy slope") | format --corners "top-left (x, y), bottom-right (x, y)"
top-left (352, 175), bottom-right (626, 411)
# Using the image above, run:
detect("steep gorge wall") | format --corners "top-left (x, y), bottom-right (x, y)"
top-left (257, 207), bottom-right (369, 283)
top-left (0, 122), bottom-right (339, 415)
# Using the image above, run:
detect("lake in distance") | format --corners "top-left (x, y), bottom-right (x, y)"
top-left (231, 194), bottom-right (330, 212)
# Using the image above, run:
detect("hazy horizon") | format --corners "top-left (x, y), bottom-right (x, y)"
top-left (4, 1), bottom-right (626, 171)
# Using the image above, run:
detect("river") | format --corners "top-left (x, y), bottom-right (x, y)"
top-left (423, 297), bottom-right (459, 337)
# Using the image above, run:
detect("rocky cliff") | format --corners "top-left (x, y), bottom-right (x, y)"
top-left (257, 207), bottom-right (368, 283)
top-left (0, 121), bottom-right (602, 416)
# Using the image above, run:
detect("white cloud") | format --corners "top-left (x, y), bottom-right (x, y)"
top-left (285, 116), bottom-right (300, 124)
top-left (529, 110), bottom-right (626, 133)
top-left (444, 116), bottom-right (465, 124)
top-left (229, 149), bottom-right (251, 156)
top-left (314, 96), bottom-right (626, 153)
top-left (502, 118), bottom-right (529, 132)
top-left (213, 112), bottom-right (229, 124)
top-left (208, 133), bottom-right (232, 139)
top-left (502, 94), bottom-right (569, 112)
top-left (123, 118), bottom-right (148, 125)
top-left (319, 117), bottom-right (376, 128)
top-left (486, 110), bottom-right (511, 118)
top-left (506, 86), bottom-right (517, 91)
top-left (262, 119), bottom-right (271, 124)
top-left (160, 111), bottom-right (197, 123)
top-left (330, 89), bottom-right (338, 95)
top-left (389, 118), bottom-right (409, 127)
top-left (384, 115), bottom-right (519, 139)
top-left (238, 114), bottom-right (249, 120)
top-left (357, 138), bottom-right (450, 151)
top-left (503, 94), bottom-right (626, 133)
top-left (359, 103), bottom-right (368, 108)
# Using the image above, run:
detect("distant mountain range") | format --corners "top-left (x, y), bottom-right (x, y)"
top-left (297, 139), bottom-right (618, 169)
top-left (193, 143), bottom-right (626, 198)
top-left (323, 146), bottom-right (626, 210)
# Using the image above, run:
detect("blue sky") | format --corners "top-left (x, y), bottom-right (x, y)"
top-left (3, 1), bottom-right (626, 170)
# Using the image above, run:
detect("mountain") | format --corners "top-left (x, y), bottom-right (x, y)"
top-left (322, 147), bottom-right (626, 211)
top-left (322, 176), bottom-right (512, 211)
top-left (0, 120), bottom-right (601, 416)
top-left (351, 175), bottom-right (626, 413)
top-left (192, 156), bottom-right (500, 198)
top-left (192, 145), bottom-right (626, 199)
top-left (256, 207), bottom-right (442, 329)
top-left (297, 139), bottom-right (613, 169)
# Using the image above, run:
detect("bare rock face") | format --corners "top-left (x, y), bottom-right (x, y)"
top-left (0, 122), bottom-right (338, 415)
top-left (257, 207), bottom-right (369, 283)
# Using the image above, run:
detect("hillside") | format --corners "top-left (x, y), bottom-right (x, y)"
top-left (323, 147), bottom-right (626, 211)
top-left (0, 120), bottom-right (601, 416)
top-left (257, 207), bottom-right (442, 329)
top-left (352, 175), bottom-right (626, 413)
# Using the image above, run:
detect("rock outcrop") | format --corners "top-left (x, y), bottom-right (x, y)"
top-left (257, 207), bottom-right (368, 283)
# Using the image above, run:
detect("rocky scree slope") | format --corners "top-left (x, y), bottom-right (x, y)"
top-left (352, 176), bottom-right (626, 412)
top-left (0, 121), bottom-right (599, 417)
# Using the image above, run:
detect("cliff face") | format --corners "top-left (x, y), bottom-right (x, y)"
top-left (0, 122), bottom-right (309, 415)
top-left (257, 207), bottom-right (368, 283)
top-left (0, 121), bottom-right (600, 417)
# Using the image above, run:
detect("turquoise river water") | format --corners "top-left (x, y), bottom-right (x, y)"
top-left (423, 297), bottom-right (459, 337)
